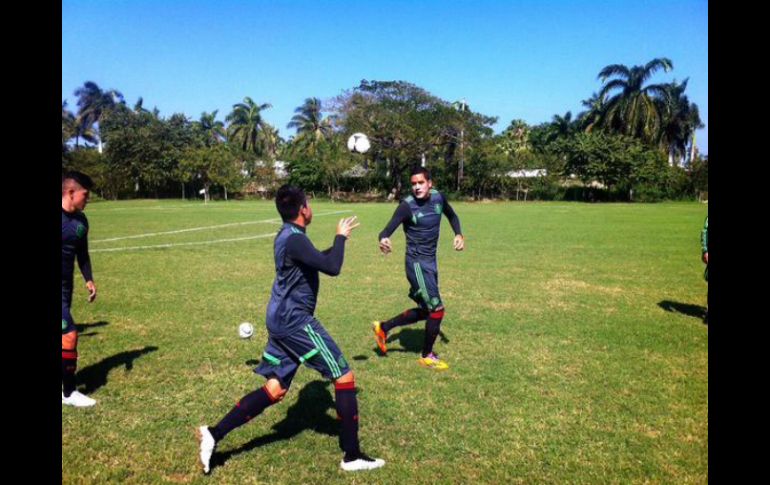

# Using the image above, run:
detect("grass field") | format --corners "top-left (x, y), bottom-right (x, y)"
top-left (62, 199), bottom-right (708, 484)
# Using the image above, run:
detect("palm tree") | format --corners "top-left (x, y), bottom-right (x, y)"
top-left (686, 105), bottom-right (704, 164)
top-left (73, 81), bottom-right (125, 153)
top-left (597, 58), bottom-right (673, 143)
top-left (576, 92), bottom-right (607, 132)
top-left (450, 99), bottom-right (471, 189)
top-left (544, 111), bottom-right (575, 144)
top-left (501, 119), bottom-right (531, 155)
top-left (62, 101), bottom-right (76, 152)
top-left (259, 123), bottom-right (282, 160)
top-left (656, 79), bottom-right (704, 166)
top-left (196, 110), bottom-right (226, 146)
top-left (64, 100), bottom-right (97, 149)
top-left (226, 97), bottom-right (273, 155)
top-left (133, 97), bottom-right (151, 115)
top-left (287, 97), bottom-right (333, 152)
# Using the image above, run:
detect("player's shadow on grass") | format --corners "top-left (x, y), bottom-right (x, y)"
top-left (658, 300), bottom-right (707, 321)
top-left (76, 321), bottom-right (109, 338)
top-left (381, 328), bottom-right (449, 355)
top-left (77, 321), bottom-right (109, 330)
top-left (215, 380), bottom-right (338, 469)
top-left (77, 346), bottom-right (158, 394)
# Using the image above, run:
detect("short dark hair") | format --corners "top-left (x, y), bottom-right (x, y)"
top-left (62, 170), bottom-right (94, 193)
top-left (275, 185), bottom-right (307, 221)
top-left (410, 166), bottom-right (431, 180)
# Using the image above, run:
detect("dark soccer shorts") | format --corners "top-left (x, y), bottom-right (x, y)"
top-left (405, 257), bottom-right (443, 311)
top-left (62, 289), bottom-right (76, 334)
top-left (254, 318), bottom-right (351, 388)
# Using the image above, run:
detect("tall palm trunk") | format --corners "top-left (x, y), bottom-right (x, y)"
top-left (689, 134), bottom-right (697, 164)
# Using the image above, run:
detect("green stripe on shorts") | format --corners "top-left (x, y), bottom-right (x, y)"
top-left (414, 262), bottom-right (430, 305)
top-left (262, 352), bottom-right (281, 366)
top-left (299, 348), bottom-right (319, 363)
top-left (305, 325), bottom-right (342, 378)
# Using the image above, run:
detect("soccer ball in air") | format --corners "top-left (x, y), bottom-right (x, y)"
top-left (347, 133), bottom-right (371, 153)
top-left (238, 322), bottom-right (254, 339)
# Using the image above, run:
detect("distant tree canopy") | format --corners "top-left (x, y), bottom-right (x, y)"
top-left (63, 61), bottom-right (706, 202)
top-left (329, 80), bottom-right (497, 197)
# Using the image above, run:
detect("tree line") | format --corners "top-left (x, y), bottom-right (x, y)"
top-left (62, 57), bottom-right (707, 202)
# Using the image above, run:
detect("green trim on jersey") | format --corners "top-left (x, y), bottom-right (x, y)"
top-left (62, 319), bottom-right (68, 331)
top-left (411, 212), bottom-right (427, 225)
top-left (291, 227), bottom-right (303, 234)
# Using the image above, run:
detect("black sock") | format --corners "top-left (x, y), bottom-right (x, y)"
top-left (210, 386), bottom-right (277, 442)
top-left (421, 310), bottom-right (444, 357)
top-left (62, 349), bottom-right (77, 397)
top-left (335, 382), bottom-right (360, 457)
top-left (382, 308), bottom-right (428, 334)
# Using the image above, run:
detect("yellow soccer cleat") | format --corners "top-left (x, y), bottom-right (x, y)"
top-left (417, 352), bottom-right (449, 370)
top-left (372, 321), bottom-right (388, 354)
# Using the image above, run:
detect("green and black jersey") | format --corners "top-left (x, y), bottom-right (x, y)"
top-left (701, 216), bottom-right (708, 281)
top-left (378, 189), bottom-right (462, 259)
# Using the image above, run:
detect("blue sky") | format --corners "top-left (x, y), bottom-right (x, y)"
top-left (62, 0), bottom-right (708, 154)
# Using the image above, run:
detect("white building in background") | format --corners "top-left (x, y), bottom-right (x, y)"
top-left (243, 160), bottom-right (289, 179)
top-left (507, 169), bottom-right (547, 178)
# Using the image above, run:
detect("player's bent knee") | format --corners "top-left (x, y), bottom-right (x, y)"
top-left (264, 378), bottom-right (287, 402)
top-left (335, 371), bottom-right (355, 386)
top-left (62, 330), bottom-right (78, 350)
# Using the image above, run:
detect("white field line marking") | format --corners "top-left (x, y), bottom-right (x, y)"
top-left (89, 206), bottom-right (278, 212)
top-left (91, 210), bottom-right (352, 243)
top-left (89, 210), bottom-right (352, 253)
top-left (91, 232), bottom-right (277, 253)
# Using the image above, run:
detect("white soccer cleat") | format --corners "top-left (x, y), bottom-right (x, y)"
top-left (196, 426), bottom-right (216, 474)
top-left (61, 391), bottom-right (96, 407)
top-left (340, 452), bottom-right (385, 471)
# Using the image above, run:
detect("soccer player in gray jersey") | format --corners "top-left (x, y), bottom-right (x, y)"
top-left (373, 167), bottom-right (464, 370)
top-left (197, 185), bottom-right (384, 474)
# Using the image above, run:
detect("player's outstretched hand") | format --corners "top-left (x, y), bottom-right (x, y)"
top-left (86, 280), bottom-right (97, 303)
top-left (379, 237), bottom-right (392, 255)
top-left (337, 216), bottom-right (360, 239)
top-left (453, 234), bottom-right (465, 251)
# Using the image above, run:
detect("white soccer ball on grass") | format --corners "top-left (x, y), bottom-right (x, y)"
top-left (238, 322), bottom-right (254, 339)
